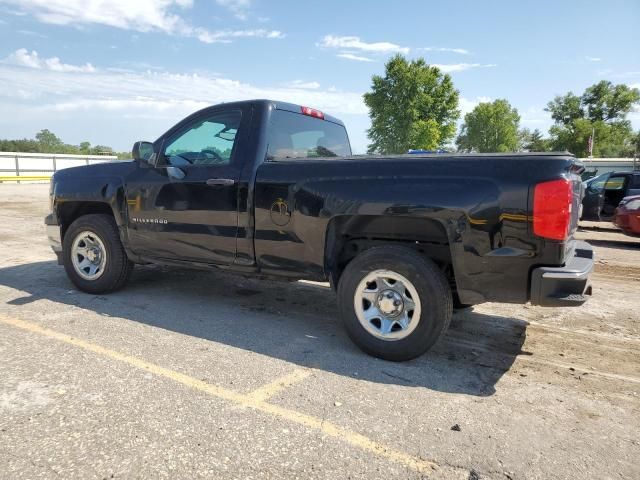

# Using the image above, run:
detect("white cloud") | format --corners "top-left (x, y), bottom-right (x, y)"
top-left (0, 0), bottom-right (284, 44)
top-left (319, 35), bottom-right (409, 54)
top-left (0, 76), bottom-right (366, 151)
top-left (215, 0), bottom-right (251, 20)
top-left (0, 61), bottom-right (368, 151)
top-left (610, 71), bottom-right (640, 79)
top-left (17, 29), bottom-right (47, 38)
top-left (336, 53), bottom-right (375, 63)
top-left (45, 57), bottom-right (96, 73)
top-left (585, 56), bottom-right (602, 62)
top-left (433, 63), bottom-right (496, 73)
top-left (284, 80), bottom-right (321, 90)
top-left (6, 48), bottom-right (41, 68)
top-left (5, 48), bottom-right (96, 73)
top-left (420, 47), bottom-right (470, 55)
top-left (0, 0), bottom-right (191, 33)
top-left (459, 96), bottom-right (492, 115)
top-left (520, 106), bottom-right (552, 129)
top-left (0, 64), bottom-right (368, 118)
top-left (195, 28), bottom-right (284, 43)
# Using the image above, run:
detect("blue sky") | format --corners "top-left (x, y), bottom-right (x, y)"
top-left (0, 0), bottom-right (638, 153)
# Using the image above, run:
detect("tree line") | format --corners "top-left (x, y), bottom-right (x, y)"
top-left (0, 129), bottom-right (130, 159)
top-left (365, 55), bottom-right (640, 157)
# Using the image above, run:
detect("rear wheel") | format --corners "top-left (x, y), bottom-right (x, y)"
top-left (62, 214), bottom-right (133, 294)
top-left (337, 246), bottom-right (452, 361)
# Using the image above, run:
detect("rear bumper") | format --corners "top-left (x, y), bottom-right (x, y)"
top-left (530, 240), bottom-right (594, 307)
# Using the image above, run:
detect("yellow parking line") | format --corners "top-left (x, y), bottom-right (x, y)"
top-left (246, 368), bottom-right (313, 402)
top-left (0, 176), bottom-right (51, 182)
top-left (0, 315), bottom-right (438, 473)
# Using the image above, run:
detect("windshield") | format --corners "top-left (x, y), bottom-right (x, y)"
top-left (266, 110), bottom-right (351, 160)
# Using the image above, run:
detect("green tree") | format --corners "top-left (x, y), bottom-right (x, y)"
top-left (456, 99), bottom-right (521, 152)
top-left (546, 81), bottom-right (640, 157)
top-left (582, 81), bottom-right (640, 122)
top-left (546, 92), bottom-right (583, 125)
top-left (79, 141), bottom-right (91, 154)
top-left (0, 131), bottom-right (126, 157)
top-left (35, 129), bottom-right (63, 153)
top-left (520, 128), bottom-right (551, 152)
top-left (90, 145), bottom-right (114, 155)
top-left (363, 55), bottom-right (460, 154)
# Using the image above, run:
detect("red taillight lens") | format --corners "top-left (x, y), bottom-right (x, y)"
top-left (533, 178), bottom-right (573, 241)
top-left (301, 106), bottom-right (324, 119)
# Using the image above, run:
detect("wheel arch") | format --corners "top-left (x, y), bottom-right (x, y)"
top-left (57, 201), bottom-right (116, 242)
top-left (324, 215), bottom-right (454, 289)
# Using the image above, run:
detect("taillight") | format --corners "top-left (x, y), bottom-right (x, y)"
top-left (301, 106), bottom-right (324, 119)
top-left (533, 178), bottom-right (573, 241)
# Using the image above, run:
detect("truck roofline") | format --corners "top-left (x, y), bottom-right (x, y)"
top-left (269, 152), bottom-right (579, 162)
top-left (164, 99), bottom-right (345, 127)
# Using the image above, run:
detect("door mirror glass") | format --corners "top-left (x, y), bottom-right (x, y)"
top-left (132, 141), bottom-right (155, 163)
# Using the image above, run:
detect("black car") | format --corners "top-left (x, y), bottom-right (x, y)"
top-left (581, 171), bottom-right (640, 221)
top-left (45, 99), bottom-right (594, 361)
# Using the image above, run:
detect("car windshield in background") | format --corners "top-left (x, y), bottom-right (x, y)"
top-left (585, 173), bottom-right (608, 191)
top-left (267, 110), bottom-right (351, 160)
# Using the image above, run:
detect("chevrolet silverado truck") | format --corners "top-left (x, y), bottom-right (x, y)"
top-left (45, 99), bottom-right (594, 361)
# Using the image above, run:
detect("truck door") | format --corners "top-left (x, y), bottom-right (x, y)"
top-left (124, 108), bottom-right (245, 265)
top-left (581, 172), bottom-right (609, 220)
top-left (601, 174), bottom-right (629, 218)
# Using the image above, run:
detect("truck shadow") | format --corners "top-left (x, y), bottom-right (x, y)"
top-left (0, 261), bottom-right (528, 397)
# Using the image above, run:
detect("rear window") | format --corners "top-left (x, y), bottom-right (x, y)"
top-left (266, 110), bottom-right (351, 160)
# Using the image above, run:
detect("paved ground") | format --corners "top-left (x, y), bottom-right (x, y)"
top-left (1, 184), bottom-right (639, 480)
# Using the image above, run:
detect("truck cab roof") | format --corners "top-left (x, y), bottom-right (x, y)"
top-left (181, 99), bottom-right (346, 127)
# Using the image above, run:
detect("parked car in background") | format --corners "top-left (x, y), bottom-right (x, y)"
top-left (614, 195), bottom-right (640, 237)
top-left (581, 171), bottom-right (640, 221)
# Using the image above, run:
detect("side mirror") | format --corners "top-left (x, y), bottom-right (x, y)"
top-left (132, 141), bottom-right (155, 163)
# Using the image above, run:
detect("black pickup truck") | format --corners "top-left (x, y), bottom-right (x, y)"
top-left (45, 99), bottom-right (594, 360)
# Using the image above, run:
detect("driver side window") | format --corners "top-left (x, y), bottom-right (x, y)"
top-left (162, 110), bottom-right (242, 167)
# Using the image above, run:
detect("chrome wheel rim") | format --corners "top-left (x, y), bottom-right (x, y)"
top-left (354, 269), bottom-right (421, 341)
top-left (71, 230), bottom-right (107, 281)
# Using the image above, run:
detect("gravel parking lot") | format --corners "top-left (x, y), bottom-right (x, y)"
top-left (1, 184), bottom-right (639, 479)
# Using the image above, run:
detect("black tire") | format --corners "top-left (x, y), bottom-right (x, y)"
top-left (337, 245), bottom-right (452, 361)
top-left (62, 214), bottom-right (134, 294)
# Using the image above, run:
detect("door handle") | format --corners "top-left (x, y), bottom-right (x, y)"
top-left (206, 178), bottom-right (235, 186)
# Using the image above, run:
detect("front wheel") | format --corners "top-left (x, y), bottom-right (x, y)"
top-left (337, 246), bottom-right (452, 361)
top-left (62, 214), bottom-right (133, 294)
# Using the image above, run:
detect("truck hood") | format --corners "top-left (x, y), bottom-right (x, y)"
top-left (53, 160), bottom-right (137, 180)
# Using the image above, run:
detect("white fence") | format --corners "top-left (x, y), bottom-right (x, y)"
top-left (0, 151), bottom-right (121, 182)
top-left (1, 151), bottom-right (637, 183)
top-left (579, 157), bottom-right (639, 175)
